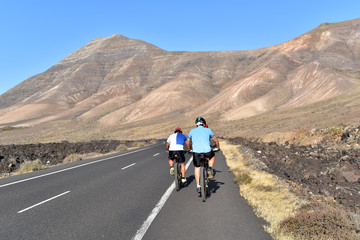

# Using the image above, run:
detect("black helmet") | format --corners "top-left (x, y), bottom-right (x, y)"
top-left (195, 117), bottom-right (206, 126)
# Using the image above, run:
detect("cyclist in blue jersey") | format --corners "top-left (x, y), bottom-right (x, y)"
top-left (186, 117), bottom-right (219, 193)
top-left (166, 127), bottom-right (188, 184)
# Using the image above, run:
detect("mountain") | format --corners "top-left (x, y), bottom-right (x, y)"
top-left (0, 18), bottom-right (360, 143)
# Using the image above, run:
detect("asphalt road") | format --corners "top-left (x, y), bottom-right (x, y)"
top-left (0, 143), bottom-right (272, 240)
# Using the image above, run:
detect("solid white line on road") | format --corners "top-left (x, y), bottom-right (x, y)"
top-left (122, 163), bottom-right (136, 170)
top-left (18, 191), bottom-right (71, 214)
top-left (153, 153), bottom-right (160, 157)
top-left (0, 146), bottom-right (155, 189)
top-left (132, 157), bottom-right (193, 240)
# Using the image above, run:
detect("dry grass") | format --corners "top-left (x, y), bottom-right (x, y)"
top-left (63, 141), bottom-right (147, 164)
top-left (115, 144), bottom-right (128, 152)
top-left (63, 154), bottom-right (83, 164)
top-left (221, 140), bottom-right (303, 238)
top-left (130, 142), bottom-right (146, 148)
top-left (63, 152), bottom-right (116, 164)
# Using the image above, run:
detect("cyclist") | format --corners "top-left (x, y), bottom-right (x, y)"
top-left (186, 117), bottom-right (220, 193)
top-left (166, 127), bottom-right (188, 184)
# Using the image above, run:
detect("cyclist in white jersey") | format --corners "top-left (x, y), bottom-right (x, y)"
top-left (166, 127), bottom-right (188, 184)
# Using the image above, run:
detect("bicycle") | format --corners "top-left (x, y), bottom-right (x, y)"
top-left (171, 152), bottom-right (183, 191)
top-left (192, 148), bottom-right (220, 202)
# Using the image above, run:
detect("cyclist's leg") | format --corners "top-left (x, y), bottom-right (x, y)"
top-left (208, 161), bottom-right (214, 179)
top-left (168, 151), bottom-right (174, 175)
top-left (180, 163), bottom-right (187, 183)
top-left (194, 166), bottom-right (200, 184)
top-left (178, 151), bottom-right (186, 179)
top-left (168, 151), bottom-right (174, 167)
top-left (203, 152), bottom-right (214, 179)
top-left (193, 153), bottom-right (202, 186)
top-left (180, 163), bottom-right (185, 177)
top-left (208, 150), bottom-right (215, 168)
top-left (208, 156), bottom-right (215, 179)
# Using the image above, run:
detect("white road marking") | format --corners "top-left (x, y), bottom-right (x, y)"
top-left (18, 191), bottom-right (71, 213)
top-left (122, 163), bottom-right (136, 170)
top-left (0, 146), bottom-right (154, 189)
top-left (132, 157), bottom-right (193, 240)
top-left (153, 153), bottom-right (160, 157)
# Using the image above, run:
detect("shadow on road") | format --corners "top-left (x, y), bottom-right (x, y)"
top-left (209, 179), bottom-right (224, 195)
top-left (210, 169), bottom-right (225, 192)
top-left (184, 175), bottom-right (195, 187)
top-left (185, 170), bottom-right (225, 197)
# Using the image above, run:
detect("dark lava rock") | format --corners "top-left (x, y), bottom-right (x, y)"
top-left (229, 133), bottom-right (360, 213)
top-left (0, 140), bottom-right (152, 174)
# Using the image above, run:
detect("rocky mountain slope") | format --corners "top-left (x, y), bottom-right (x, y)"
top-left (0, 18), bottom-right (359, 143)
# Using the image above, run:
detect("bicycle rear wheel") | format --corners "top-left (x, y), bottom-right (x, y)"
top-left (174, 161), bottom-right (181, 191)
top-left (200, 166), bottom-right (207, 202)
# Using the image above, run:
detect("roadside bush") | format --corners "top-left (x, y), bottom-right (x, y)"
top-left (323, 126), bottom-right (344, 140)
top-left (131, 141), bottom-right (146, 148)
top-left (234, 172), bottom-right (253, 185)
top-left (149, 139), bottom-right (157, 144)
top-left (278, 202), bottom-right (359, 240)
top-left (63, 154), bottom-right (83, 163)
top-left (116, 144), bottom-right (128, 152)
top-left (20, 159), bottom-right (45, 173)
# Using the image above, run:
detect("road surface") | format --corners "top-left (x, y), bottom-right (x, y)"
top-left (0, 143), bottom-right (272, 239)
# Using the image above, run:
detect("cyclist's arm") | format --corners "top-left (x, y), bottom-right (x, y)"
top-left (186, 138), bottom-right (191, 151)
top-left (166, 142), bottom-right (170, 152)
top-left (211, 135), bottom-right (220, 148)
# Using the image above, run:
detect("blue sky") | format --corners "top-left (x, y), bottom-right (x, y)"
top-left (1, 0), bottom-right (359, 95)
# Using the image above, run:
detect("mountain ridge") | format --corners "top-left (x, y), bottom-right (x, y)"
top-left (0, 18), bottom-right (359, 143)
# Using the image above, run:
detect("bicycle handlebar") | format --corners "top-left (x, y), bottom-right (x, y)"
top-left (187, 148), bottom-right (220, 154)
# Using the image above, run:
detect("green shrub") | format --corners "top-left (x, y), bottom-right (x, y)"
top-left (323, 126), bottom-right (344, 139)
top-left (234, 172), bottom-right (253, 185)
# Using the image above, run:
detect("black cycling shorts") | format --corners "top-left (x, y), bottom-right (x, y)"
top-left (192, 152), bottom-right (212, 167)
top-left (168, 151), bottom-right (186, 163)
top-left (210, 150), bottom-right (215, 159)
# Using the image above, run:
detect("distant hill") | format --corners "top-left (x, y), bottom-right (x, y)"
top-left (1, 18), bottom-right (359, 143)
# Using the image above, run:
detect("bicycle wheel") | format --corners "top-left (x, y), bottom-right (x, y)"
top-left (174, 161), bottom-right (180, 191)
top-left (206, 172), bottom-right (210, 196)
top-left (200, 166), bottom-right (207, 202)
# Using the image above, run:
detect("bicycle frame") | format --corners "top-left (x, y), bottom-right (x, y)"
top-left (189, 148), bottom-right (219, 202)
top-left (200, 155), bottom-right (209, 170)
top-left (199, 153), bottom-right (210, 202)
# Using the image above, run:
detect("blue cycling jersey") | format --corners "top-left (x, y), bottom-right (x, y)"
top-left (188, 126), bottom-right (214, 153)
